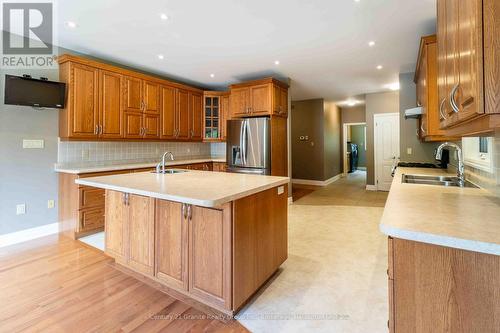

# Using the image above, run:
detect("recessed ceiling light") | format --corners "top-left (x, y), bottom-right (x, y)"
top-left (157, 54), bottom-right (164, 60)
top-left (210, 73), bottom-right (215, 78)
top-left (347, 101), bottom-right (357, 107)
top-left (368, 41), bottom-right (376, 47)
top-left (354, 0), bottom-right (361, 2)
top-left (160, 13), bottom-right (168, 20)
top-left (65, 21), bottom-right (77, 28)
top-left (376, 65), bottom-right (383, 70)
top-left (274, 60), bottom-right (280, 65)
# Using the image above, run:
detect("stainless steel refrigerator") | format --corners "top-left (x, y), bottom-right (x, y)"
top-left (226, 117), bottom-right (270, 175)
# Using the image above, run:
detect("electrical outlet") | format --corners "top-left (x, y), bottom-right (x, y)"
top-left (16, 204), bottom-right (26, 215)
top-left (187, 148), bottom-right (191, 153)
top-left (22, 139), bottom-right (44, 149)
top-left (407, 147), bottom-right (413, 155)
top-left (48, 200), bottom-right (55, 209)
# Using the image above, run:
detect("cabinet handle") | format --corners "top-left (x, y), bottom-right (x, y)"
top-left (99, 125), bottom-right (103, 134)
top-left (439, 98), bottom-right (447, 120)
top-left (94, 125), bottom-right (99, 135)
top-left (420, 123), bottom-right (425, 134)
top-left (187, 205), bottom-right (192, 221)
top-left (450, 83), bottom-right (460, 113)
top-left (182, 203), bottom-right (187, 219)
top-left (416, 128), bottom-right (419, 137)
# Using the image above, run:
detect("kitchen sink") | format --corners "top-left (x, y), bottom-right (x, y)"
top-left (151, 169), bottom-right (187, 174)
top-left (402, 174), bottom-right (479, 188)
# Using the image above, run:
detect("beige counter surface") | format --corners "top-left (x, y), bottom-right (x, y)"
top-left (76, 169), bottom-right (289, 208)
top-left (55, 157), bottom-right (226, 174)
top-left (380, 167), bottom-right (500, 256)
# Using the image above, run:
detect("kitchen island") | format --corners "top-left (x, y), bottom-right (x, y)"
top-left (380, 167), bottom-right (500, 333)
top-left (76, 170), bottom-right (289, 315)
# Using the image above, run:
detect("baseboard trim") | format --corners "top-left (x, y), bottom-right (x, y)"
top-left (292, 174), bottom-right (342, 187)
top-left (366, 185), bottom-right (377, 191)
top-left (0, 222), bottom-right (59, 248)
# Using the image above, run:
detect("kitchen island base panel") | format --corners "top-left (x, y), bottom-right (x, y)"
top-left (104, 184), bottom-right (288, 315)
top-left (389, 237), bottom-right (500, 333)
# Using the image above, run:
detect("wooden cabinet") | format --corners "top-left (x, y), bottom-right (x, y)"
top-left (415, 35), bottom-right (457, 142)
top-left (203, 92), bottom-right (230, 142)
top-left (160, 85), bottom-right (177, 140)
top-left (123, 76), bottom-right (161, 140)
top-left (230, 78), bottom-right (289, 118)
top-left (155, 200), bottom-right (188, 291)
top-left (388, 237), bottom-right (500, 333)
top-left (190, 92), bottom-right (203, 141)
top-left (437, 0), bottom-right (500, 135)
top-left (212, 162), bottom-right (227, 172)
top-left (58, 54), bottom-right (204, 142)
top-left (105, 191), bottom-right (155, 275)
top-left (188, 204), bottom-right (232, 310)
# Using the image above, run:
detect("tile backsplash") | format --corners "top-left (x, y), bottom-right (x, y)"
top-left (57, 141), bottom-right (227, 165)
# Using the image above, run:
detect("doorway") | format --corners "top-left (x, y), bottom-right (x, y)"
top-left (343, 122), bottom-right (367, 177)
top-left (373, 113), bottom-right (400, 191)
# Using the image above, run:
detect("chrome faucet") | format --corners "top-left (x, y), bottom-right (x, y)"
top-left (435, 142), bottom-right (464, 184)
top-left (156, 152), bottom-right (174, 173)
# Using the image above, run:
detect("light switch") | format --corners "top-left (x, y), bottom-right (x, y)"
top-left (407, 147), bottom-right (413, 155)
top-left (277, 186), bottom-right (285, 195)
top-left (16, 204), bottom-right (26, 215)
top-left (23, 139), bottom-right (44, 149)
top-left (48, 200), bottom-right (55, 209)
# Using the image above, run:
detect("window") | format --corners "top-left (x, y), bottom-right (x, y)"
top-left (462, 137), bottom-right (494, 173)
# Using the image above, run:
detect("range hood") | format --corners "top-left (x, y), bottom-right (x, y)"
top-left (404, 106), bottom-right (423, 119)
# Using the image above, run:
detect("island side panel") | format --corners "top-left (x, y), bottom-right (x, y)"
top-left (232, 184), bottom-right (288, 310)
top-left (392, 238), bottom-right (500, 333)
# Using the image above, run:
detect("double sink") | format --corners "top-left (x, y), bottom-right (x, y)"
top-left (402, 174), bottom-right (479, 188)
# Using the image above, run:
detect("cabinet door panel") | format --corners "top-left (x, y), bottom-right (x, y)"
top-left (445, 0), bottom-right (459, 120)
top-left (105, 190), bottom-right (127, 261)
top-left (143, 114), bottom-right (160, 139)
top-left (280, 87), bottom-right (288, 116)
top-left (124, 112), bottom-right (143, 139)
top-left (143, 81), bottom-right (160, 114)
top-left (177, 89), bottom-right (190, 140)
top-left (99, 70), bottom-right (123, 138)
top-left (230, 87), bottom-right (250, 117)
top-left (189, 204), bottom-right (232, 309)
top-left (70, 64), bottom-right (99, 138)
top-left (190, 92), bottom-right (203, 141)
top-left (456, 0), bottom-right (483, 120)
top-left (250, 84), bottom-right (271, 115)
top-left (156, 200), bottom-right (188, 290)
top-left (220, 95), bottom-right (230, 140)
top-left (79, 207), bottom-right (104, 232)
top-left (128, 194), bottom-right (155, 275)
top-left (123, 76), bottom-right (143, 113)
top-left (160, 85), bottom-right (177, 139)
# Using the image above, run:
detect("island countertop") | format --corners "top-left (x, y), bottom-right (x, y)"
top-left (76, 169), bottom-right (289, 208)
top-left (380, 167), bottom-right (500, 256)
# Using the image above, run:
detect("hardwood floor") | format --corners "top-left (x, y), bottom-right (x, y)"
top-left (0, 235), bottom-right (248, 333)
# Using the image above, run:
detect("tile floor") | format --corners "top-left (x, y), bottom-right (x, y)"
top-left (238, 171), bottom-right (390, 333)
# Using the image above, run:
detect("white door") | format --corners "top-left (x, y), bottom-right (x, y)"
top-left (374, 113), bottom-right (400, 191)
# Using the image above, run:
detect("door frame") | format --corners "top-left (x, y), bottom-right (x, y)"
top-left (343, 122), bottom-right (366, 176)
top-left (373, 113), bottom-right (400, 191)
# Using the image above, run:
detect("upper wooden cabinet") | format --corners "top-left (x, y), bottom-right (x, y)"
top-left (229, 78), bottom-right (289, 118)
top-left (58, 54), bottom-right (204, 141)
top-left (203, 91), bottom-right (230, 142)
top-left (415, 35), bottom-right (457, 142)
top-left (437, 0), bottom-right (500, 136)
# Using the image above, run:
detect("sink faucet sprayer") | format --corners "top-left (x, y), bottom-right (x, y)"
top-left (435, 142), bottom-right (464, 185)
top-left (156, 152), bottom-right (174, 173)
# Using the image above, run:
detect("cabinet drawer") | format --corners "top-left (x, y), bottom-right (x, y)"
top-left (79, 186), bottom-right (105, 209)
top-left (79, 207), bottom-right (105, 232)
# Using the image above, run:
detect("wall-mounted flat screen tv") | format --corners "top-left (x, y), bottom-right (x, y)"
top-left (4, 74), bottom-right (66, 108)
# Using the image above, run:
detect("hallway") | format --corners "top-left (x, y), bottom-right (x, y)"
top-left (238, 171), bottom-right (390, 333)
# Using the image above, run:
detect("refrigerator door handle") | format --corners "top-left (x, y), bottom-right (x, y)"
top-left (239, 121), bottom-right (245, 165)
top-left (242, 119), bottom-right (248, 165)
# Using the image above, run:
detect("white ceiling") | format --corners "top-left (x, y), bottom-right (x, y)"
top-left (56, 0), bottom-right (436, 103)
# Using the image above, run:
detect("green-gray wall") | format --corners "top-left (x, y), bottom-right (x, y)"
top-left (350, 125), bottom-right (366, 167)
top-left (291, 99), bottom-right (342, 181)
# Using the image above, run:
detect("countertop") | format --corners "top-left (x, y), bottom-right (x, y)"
top-left (55, 157), bottom-right (226, 174)
top-left (76, 169), bottom-right (289, 208)
top-left (380, 167), bottom-right (500, 256)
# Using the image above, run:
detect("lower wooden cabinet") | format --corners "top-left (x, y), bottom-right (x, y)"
top-left (188, 204), bottom-right (232, 309)
top-left (105, 191), bottom-right (155, 275)
top-left (388, 237), bottom-right (500, 333)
